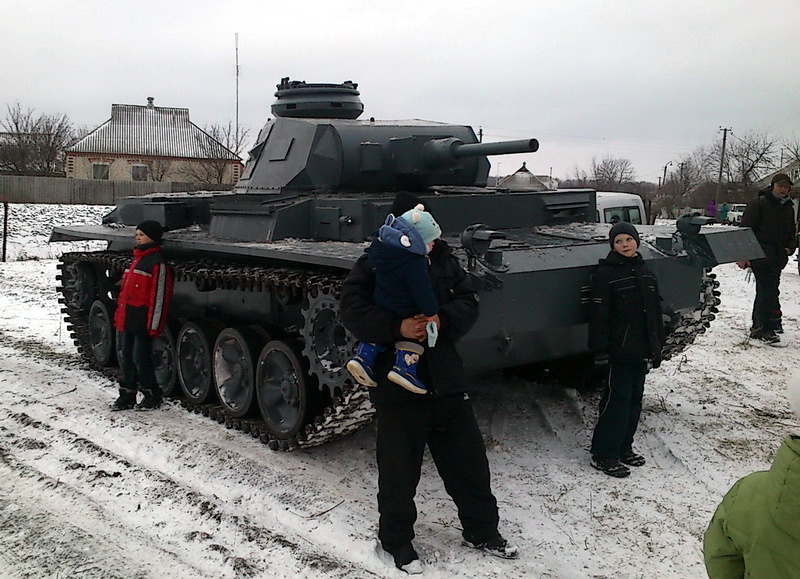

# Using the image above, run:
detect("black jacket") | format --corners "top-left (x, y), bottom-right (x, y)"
top-left (340, 239), bottom-right (479, 403)
top-left (588, 251), bottom-right (665, 364)
top-left (740, 189), bottom-right (797, 270)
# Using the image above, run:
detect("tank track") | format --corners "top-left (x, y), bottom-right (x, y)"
top-left (660, 268), bottom-right (720, 361)
top-left (56, 251), bottom-right (375, 451)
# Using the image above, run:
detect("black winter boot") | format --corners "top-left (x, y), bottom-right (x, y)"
top-left (136, 391), bottom-right (162, 410)
top-left (111, 391), bottom-right (137, 411)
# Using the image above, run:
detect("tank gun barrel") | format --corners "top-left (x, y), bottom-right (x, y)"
top-left (422, 137), bottom-right (539, 169)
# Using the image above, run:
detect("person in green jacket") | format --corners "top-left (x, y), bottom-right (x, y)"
top-left (703, 374), bottom-right (800, 578)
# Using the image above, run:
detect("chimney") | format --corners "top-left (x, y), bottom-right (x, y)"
top-left (147, 97), bottom-right (155, 108)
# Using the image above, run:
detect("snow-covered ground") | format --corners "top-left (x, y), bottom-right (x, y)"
top-left (0, 204), bottom-right (798, 578)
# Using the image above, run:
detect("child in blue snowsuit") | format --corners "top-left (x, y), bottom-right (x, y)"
top-left (346, 204), bottom-right (441, 394)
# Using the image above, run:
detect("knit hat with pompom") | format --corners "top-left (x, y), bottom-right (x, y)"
top-left (400, 204), bottom-right (442, 245)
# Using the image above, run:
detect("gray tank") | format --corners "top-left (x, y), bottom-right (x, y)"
top-left (51, 79), bottom-right (763, 449)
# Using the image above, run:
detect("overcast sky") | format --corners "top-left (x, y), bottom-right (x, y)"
top-left (3, 0), bottom-right (798, 182)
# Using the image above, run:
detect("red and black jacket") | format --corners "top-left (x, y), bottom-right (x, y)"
top-left (114, 243), bottom-right (173, 336)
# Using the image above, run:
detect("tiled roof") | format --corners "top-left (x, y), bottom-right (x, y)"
top-left (68, 102), bottom-right (240, 160)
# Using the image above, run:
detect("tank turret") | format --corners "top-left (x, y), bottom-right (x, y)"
top-left (234, 78), bottom-right (538, 193)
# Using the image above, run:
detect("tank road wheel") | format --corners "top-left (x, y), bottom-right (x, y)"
top-left (300, 287), bottom-right (356, 396)
top-left (152, 323), bottom-right (178, 397)
top-left (256, 340), bottom-right (308, 439)
top-left (177, 321), bottom-right (218, 404)
top-left (212, 328), bottom-right (263, 418)
top-left (60, 262), bottom-right (97, 313)
top-left (88, 300), bottom-right (115, 367)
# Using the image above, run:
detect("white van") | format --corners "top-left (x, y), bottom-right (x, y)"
top-left (595, 192), bottom-right (646, 225)
top-left (726, 203), bottom-right (748, 225)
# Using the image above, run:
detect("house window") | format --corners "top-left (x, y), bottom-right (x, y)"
top-left (92, 163), bottom-right (110, 180)
top-left (131, 164), bottom-right (148, 181)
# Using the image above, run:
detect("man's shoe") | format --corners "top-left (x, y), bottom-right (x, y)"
top-left (620, 451), bottom-right (646, 467)
top-left (135, 394), bottom-right (162, 410)
top-left (591, 456), bottom-right (631, 478)
top-left (757, 330), bottom-right (780, 344)
top-left (387, 342), bottom-right (428, 394)
top-left (376, 542), bottom-right (423, 575)
top-left (463, 535), bottom-right (519, 559)
top-left (110, 392), bottom-right (136, 411)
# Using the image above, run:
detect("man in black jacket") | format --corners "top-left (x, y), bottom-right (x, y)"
top-left (737, 173), bottom-right (797, 344)
top-left (339, 195), bottom-right (517, 574)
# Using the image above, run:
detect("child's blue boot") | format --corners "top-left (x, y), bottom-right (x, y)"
top-left (346, 342), bottom-right (385, 387)
top-left (387, 341), bottom-right (427, 394)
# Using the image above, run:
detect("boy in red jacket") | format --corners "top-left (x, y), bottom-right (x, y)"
top-left (111, 220), bottom-right (174, 411)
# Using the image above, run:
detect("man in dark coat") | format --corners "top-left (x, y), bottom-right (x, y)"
top-left (112, 220), bottom-right (174, 411)
top-left (736, 173), bottom-right (797, 343)
top-left (339, 195), bottom-right (517, 574)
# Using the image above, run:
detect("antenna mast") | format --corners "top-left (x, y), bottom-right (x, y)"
top-left (235, 33), bottom-right (240, 149)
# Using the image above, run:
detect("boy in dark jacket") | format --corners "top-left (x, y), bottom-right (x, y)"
top-left (340, 196), bottom-right (517, 574)
top-left (589, 221), bottom-right (665, 478)
top-left (346, 204), bottom-right (442, 394)
top-left (111, 220), bottom-right (174, 411)
top-left (736, 173), bottom-right (796, 344)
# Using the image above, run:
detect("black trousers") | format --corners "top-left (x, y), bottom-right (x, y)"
top-left (118, 330), bottom-right (159, 396)
top-left (374, 395), bottom-right (499, 552)
top-left (591, 358), bottom-right (647, 459)
top-left (750, 264), bottom-right (782, 331)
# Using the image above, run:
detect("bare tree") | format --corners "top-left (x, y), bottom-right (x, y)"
top-left (715, 130), bottom-right (777, 191)
top-left (0, 103), bottom-right (75, 175)
top-left (0, 103), bottom-right (39, 174)
top-left (181, 122), bottom-right (248, 184)
top-left (560, 166), bottom-right (591, 187)
top-left (590, 156), bottom-right (635, 190)
top-left (36, 112), bottom-right (74, 173)
top-left (781, 135), bottom-right (800, 166)
top-left (147, 158), bottom-right (174, 182)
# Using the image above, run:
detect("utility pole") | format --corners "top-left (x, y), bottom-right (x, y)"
top-left (662, 161), bottom-right (672, 189)
top-left (715, 127), bottom-right (731, 205)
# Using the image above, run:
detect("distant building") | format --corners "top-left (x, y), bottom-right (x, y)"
top-left (66, 98), bottom-right (243, 185)
top-left (497, 162), bottom-right (550, 191)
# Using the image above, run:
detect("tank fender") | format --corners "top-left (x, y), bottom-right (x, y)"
top-left (674, 212), bottom-right (764, 268)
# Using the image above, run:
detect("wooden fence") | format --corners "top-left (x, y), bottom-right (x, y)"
top-left (0, 175), bottom-right (233, 205)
